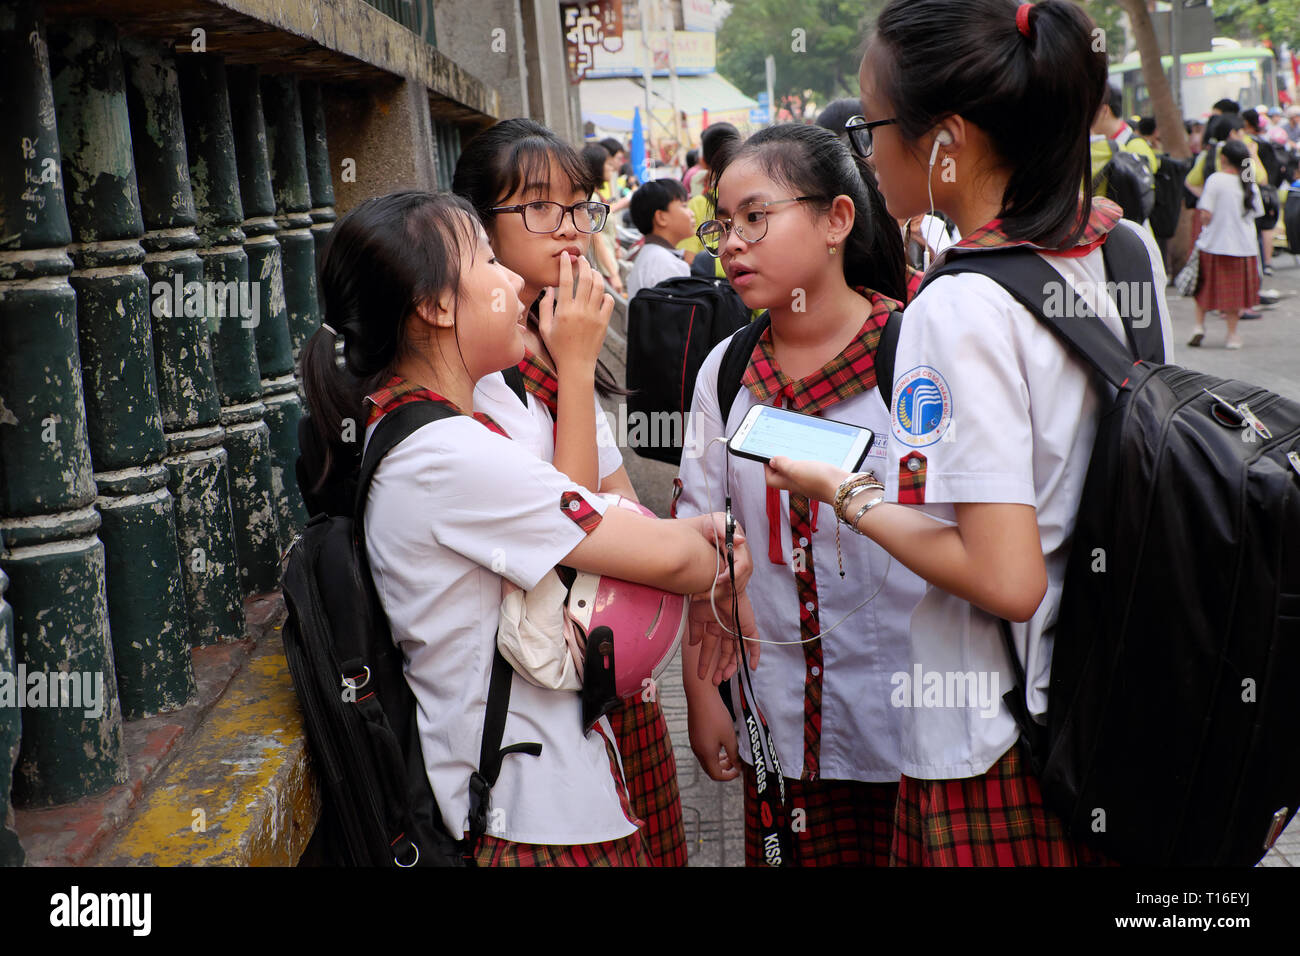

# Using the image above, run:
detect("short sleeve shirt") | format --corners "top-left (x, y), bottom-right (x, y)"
top-left (883, 221), bottom-right (1174, 779)
top-left (363, 415), bottom-right (635, 844)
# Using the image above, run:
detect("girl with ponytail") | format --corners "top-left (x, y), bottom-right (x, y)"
top-left (674, 122), bottom-right (926, 866)
top-left (300, 190), bottom-right (748, 866)
top-left (763, 0), bottom-right (1175, 866)
top-left (451, 119), bottom-right (688, 865)
top-left (1189, 138), bottom-right (1265, 349)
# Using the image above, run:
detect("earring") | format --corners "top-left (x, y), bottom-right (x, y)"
top-left (829, 245), bottom-right (837, 255)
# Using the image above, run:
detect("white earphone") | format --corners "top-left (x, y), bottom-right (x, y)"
top-left (929, 129), bottom-right (954, 168)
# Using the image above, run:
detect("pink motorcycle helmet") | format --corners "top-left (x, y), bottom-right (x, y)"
top-left (565, 496), bottom-right (689, 733)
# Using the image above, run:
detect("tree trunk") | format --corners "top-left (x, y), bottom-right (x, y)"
top-left (1116, 0), bottom-right (1194, 270)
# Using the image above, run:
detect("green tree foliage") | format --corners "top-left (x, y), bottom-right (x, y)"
top-left (1213, 0), bottom-right (1300, 49)
top-left (1072, 1), bottom-right (1128, 61)
top-left (715, 0), bottom-right (886, 103)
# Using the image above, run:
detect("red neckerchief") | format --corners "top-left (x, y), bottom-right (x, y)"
top-left (740, 286), bottom-right (902, 564)
top-left (365, 374), bottom-right (509, 437)
top-left (950, 196), bottom-right (1122, 260)
top-left (517, 349), bottom-right (560, 417)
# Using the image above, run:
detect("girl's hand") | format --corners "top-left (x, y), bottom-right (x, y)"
top-left (763, 456), bottom-right (848, 506)
top-left (687, 681), bottom-right (741, 781)
top-left (688, 587), bottom-right (760, 679)
top-left (538, 252), bottom-right (613, 374)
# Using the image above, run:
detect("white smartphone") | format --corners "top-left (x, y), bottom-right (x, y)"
top-left (727, 404), bottom-right (875, 472)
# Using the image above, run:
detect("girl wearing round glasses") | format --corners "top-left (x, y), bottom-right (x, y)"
top-left (453, 119), bottom-right (691, 866)
top-left (677, 123), bottom-right (926, 866)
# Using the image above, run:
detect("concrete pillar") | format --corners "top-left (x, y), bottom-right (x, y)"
top-left (261, 74), bottom-right (322, 361)
top-left (324, 78), bottom-right (439, 213)
top-left (435, 0), bottom-right (528, 120)
top-left (122, 39), bottom-right (245, 649)
top-left (227, 67), bottom-right (307, 552)
top-left (1, 4), bottom-right (121, 807)
top-left (299, 81), bottom-right (337, 315)
top-left (177, 54), bottom-right (282, 595)
top-left (49, 20), bottom-right (192, 722)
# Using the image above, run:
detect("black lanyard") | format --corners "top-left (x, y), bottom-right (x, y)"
top-left (725, 493), bottom-right (791, 866)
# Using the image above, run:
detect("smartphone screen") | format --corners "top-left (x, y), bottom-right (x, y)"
top-left (727, 405), bottom-right (874, 472)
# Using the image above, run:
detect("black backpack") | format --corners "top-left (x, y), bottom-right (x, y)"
top-left (283, 399), bottom-right (538, 866)
top-left (626, 274), bottom-right (751, 465)
top-left (890, 225), bottom-right (1300, 866)
top-left (1286, 187), bottom-right (1300, 254)
top-left (1150, 154), bottom-right (1192, 239)
top-left (1094, 139), bottom-right (1156, 224)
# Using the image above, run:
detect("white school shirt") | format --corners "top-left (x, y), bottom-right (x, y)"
top-left (627, 238), bottom-right (690, 298)
top-left (363, 414), bottom-right (638, 845)
top-left (1195, 171), bottom-right (1264, 257)
top-left (675, 339), bottom-right (927, 781)
top-left (473, 372), bottom-right (625, 483)
top-left (883, 220), bottom-right (1174, 780)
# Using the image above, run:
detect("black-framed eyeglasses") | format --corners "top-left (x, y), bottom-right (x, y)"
top-left (845, 115), bottom-right (898, 160)
top-left (490, 199), bottom-right (610, 234)
top-left (696, 196), bottom-right (824, 256)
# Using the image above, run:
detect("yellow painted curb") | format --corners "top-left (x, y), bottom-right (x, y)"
top-left (97, 636), bottom-right (320, 866)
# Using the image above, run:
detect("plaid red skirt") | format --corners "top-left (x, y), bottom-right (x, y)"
top-left (742, 762), bottom-right (897, 866)
top-left (1194, 250), bottom-right (1260, 313)
top-left (473, 723), bottom-right (650, 866)
top-left (890, 742), bottom-right (1115, 867)
top-left (606, 697), bottom-right (687, 867)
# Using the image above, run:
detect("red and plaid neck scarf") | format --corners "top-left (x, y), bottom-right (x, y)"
top-left (740, 286), bottom-right (902, 565)
top-left (739, 285), bottom-right (901, 782)
top-left (365, 374), bottom-right (509, 438)
top-left (951, 196), bottom-right (1122, 260)
top-left (517, 349), bottom-right (560, 416)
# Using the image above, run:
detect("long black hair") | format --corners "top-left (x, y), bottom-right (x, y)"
top-left (452, 119), bottom-right (625, 397)
top-left (1219, 140), bottom-right (1257, 218)
top-left (711, 123), bottom-right (908, 303)
top-left (300, 190), bottom-right (478, 495)
top-left (870, 0), bottom-right (1107, 249)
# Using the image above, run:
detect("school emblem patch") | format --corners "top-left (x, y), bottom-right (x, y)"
top-left (892, 366), bottom-right (952, 447)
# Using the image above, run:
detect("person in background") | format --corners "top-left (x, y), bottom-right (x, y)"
top-left (677, 123), bottom-right (741, 273)
top-left (1188, 140), bottom-right (1263, 351)
top-left (1286, 107), bottom-right (1300, 144)
top-left (1186, 119), bottom-right (1204, 155)
top-left (1242, 108), bottom-right (1279, 276)
top-left (1211, 98), bottom-right (1240, 117)
top-left (1123, 116), bottom-right (1160, 174)
top-left (1089, 85), bottom-right (1132, 184)
top-left (626, 178), bottom-right (694, 298)
top-left (582, 142), bottom-right (627, 296)
top-left (682, 148), bottom-right (702, 194)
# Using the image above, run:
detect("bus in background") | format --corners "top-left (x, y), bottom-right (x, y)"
top-left (1109, 40), bottom-right (1279, 120)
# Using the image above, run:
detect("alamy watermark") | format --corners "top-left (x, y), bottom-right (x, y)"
top-left (889, 665), bottom-right (1000, 719)
top-left (151, 275), bottom-right (260, 329)
top-left (0, 666), bottom-right (105, 718)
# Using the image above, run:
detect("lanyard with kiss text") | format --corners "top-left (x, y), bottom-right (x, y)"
top-left (725, 498), bottom-right (792, 866)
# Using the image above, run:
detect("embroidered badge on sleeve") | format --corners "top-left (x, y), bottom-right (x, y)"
top-left (891, 366), bottom-right (952, 448)
top-left (560, 491), bottom-right (603, 534)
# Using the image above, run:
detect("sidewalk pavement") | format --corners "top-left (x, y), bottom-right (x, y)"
top-left (605, 250), bottom-right (1300, 867)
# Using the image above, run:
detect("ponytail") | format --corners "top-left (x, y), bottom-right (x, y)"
top-left (870, 0), bottom-right (1108, 248)
top-left (1219, 139), bottom-right (1256, 218)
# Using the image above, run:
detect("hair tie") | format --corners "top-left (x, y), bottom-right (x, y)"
top-left (1016, 2), bottom-right (1033, 38)
top-left (321, 322), bottom-right (338, 336)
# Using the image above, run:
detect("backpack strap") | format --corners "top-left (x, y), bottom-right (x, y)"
top-left (919, 230), bottom-right (1163, 767)
top-left (920, 244), bottom-right (1149, 390)
top-left (354, 401), bottom-right (541, 861)
top-left (874, 309), bottom-right (905, 412)
top-left (501, 364), bottom-right (528, 406)
top-left (1091, 137), bottom-right (1119, 194)
top-left (715, 312), bottom-right (770, 427)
